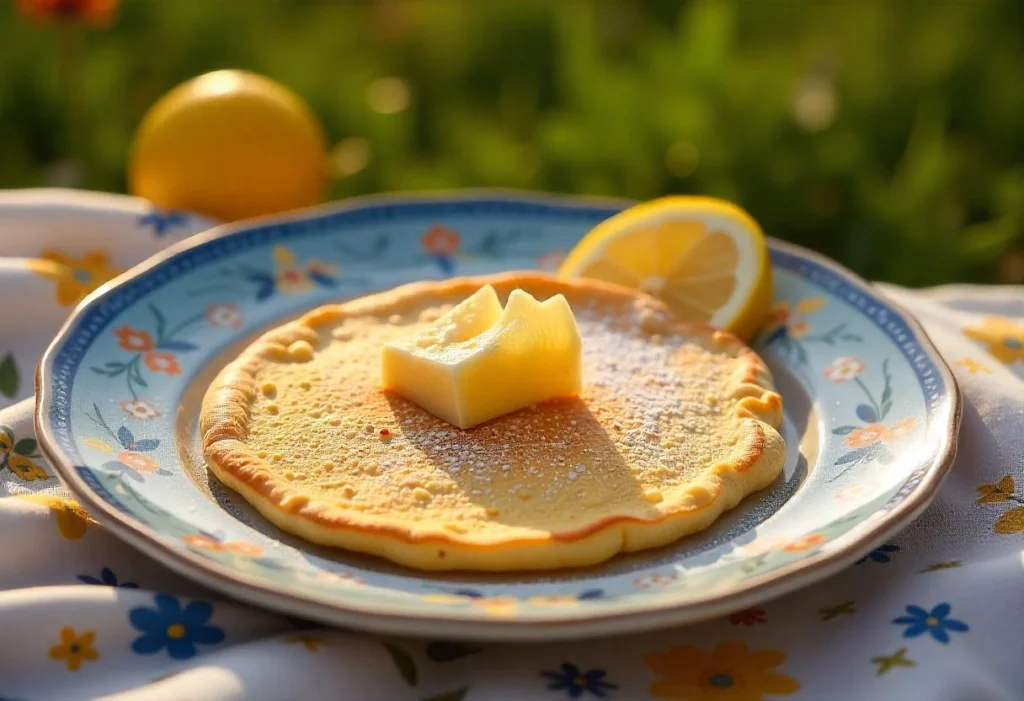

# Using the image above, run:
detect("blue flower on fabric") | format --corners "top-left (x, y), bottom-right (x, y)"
top-left (892, 603), bottom-right (968, 644)
top-left (78, 566), bottom-right (138, 588)
top-left (856, 543), bottom-right (900, 564)
top-left (129, 593), bottom-right (225, 659)
top-left (541, 663), bottom-right (618, 698)
top-left (138, 209), bottom-right (189, 237)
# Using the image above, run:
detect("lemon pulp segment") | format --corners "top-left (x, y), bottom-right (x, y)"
top-left (559, 196), bottom-right (772, 341)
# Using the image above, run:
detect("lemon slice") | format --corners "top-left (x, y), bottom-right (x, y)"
top-left (558, 196), bottom-right (772, 340)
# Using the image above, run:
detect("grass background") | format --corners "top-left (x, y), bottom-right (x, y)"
top-left (1, 0), bottom-right (1021, 285)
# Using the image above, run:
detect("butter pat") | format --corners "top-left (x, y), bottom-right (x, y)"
top-left (381, 285), bottom-right (582, 429)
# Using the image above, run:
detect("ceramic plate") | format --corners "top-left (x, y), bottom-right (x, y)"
top-left (36, 192), bottom-right (960, 641)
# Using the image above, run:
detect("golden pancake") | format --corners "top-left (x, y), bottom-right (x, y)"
top-left (200, 273), bottom-right (784, 571)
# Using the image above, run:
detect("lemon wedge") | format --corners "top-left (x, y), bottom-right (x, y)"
top-left (381, 285), bottom-right (582, 429)
top-left (558, 196), bottom-right (772, 340)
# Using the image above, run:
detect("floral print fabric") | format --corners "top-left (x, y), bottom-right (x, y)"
top-left (1, 195), bottom-right (1023, 699)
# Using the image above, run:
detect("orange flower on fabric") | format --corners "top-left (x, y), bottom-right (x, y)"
top-left (30, 250), bottom-right (122, 307)
top-left (16, 494), bottom-right (93, 540)
top-left (963, 316), bottom-right (1024, 365)
top-left (143, 351), bottom-right (181, 376)
top-left (49, 627), bottom-right (99, 672)
top-left (118, 450), bottom-right (159, 473)
top-left (114, 327), bottom-right (154, 352)
top-left (646, 641), bottom-right (800, 700)
top-left (422, 223), bottom-right (461, 256)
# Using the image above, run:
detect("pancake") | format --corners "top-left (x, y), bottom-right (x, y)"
top-left (200, 273), bottom-right (785, 571)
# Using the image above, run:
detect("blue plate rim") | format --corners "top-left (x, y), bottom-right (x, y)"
top-left (33, 189), bottom-right (962, 640)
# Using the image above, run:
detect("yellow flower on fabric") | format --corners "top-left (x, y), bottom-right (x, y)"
top-left (29, 250), bottom-right (122, 307)
top-left (919, 561), bottom-right (963, 573)
top-left (976, 475), bottom-right (1015, 504)
top-left (819, 601), bottom-right (857, 621)
top-left (1, 426), bottom-right (50, 481)
top-left (871, 647), bottom-right (915, 676)
top-left (8, 453), bottom-right (48, 481)
top-left (646, 641), bottom-right (800, 700)
top-left (49, 627), bottom-right (99, 671)
top-left (963, 316), bottom-right (1024, 365)
top-left (994, 508), bottom-right (1024, 534)
top-left (17, 494), bottom-right (94, 540)
top-left (285, 634), bottom-right (327, 651)
top-left (957, 357), bottom-right (993, 375)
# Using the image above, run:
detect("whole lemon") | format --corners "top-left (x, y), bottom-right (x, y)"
top-left (129, 70), bottom-right (328, 222)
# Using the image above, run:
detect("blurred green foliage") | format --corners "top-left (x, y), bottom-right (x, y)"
top-left (1, 0), bottom-right (1021, 285)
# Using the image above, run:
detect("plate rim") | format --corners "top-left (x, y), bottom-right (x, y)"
top-left (34, 189), bottom-right (962, 640)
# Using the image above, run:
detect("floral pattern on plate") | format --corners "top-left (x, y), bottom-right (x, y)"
top-left (36, 194), bottom-right (958, 638)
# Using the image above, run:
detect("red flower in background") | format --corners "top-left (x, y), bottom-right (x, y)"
top-left (17, 0), bottom-right (120, 26)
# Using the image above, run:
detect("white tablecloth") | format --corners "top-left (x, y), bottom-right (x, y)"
top-left (1, 191), bottom-right (1022, 700)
